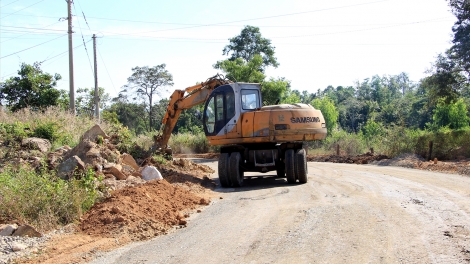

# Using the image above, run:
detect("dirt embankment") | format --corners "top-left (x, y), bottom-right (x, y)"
top-left (23, 158), bottom-right (215, 264)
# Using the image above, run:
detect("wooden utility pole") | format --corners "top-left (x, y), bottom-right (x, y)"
top-left (93, 34), bottom-right (100, 122)
top-left (67, 0), bottom-right (75, 114)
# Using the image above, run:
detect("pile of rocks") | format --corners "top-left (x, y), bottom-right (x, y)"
top-left (45, 124), bottom-right (164, 191)
top-left (0, 224), bottom-right (47, 264)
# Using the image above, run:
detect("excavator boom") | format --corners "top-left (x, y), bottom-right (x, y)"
top-left (154, 75), bottom-right (232, 152)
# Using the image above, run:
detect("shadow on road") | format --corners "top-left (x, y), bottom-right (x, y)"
top-left (214, 175), bottom-right (303, 193)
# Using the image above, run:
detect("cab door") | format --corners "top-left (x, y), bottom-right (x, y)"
top-left (203, 85), bottom-right (236, 137)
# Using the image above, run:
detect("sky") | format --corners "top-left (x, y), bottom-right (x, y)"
top-left (0, 0), bottom-right (457, 101)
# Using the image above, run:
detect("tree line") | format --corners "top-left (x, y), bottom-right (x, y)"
top-left (1, 1), bottom-right (469, 139)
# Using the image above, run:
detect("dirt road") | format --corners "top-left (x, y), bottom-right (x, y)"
top-left (90, 161), bottom-right (470, 263)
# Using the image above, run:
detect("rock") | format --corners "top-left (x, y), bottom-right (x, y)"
top-left (178, 219), bottom-right (187, 225)
top-left (108, 166), bottom-right (127, 180)
top-left (12, 224), bottom-right (42, 237)
top-left (0, 224), bottom-right (18, 236)
top-left (63, 140), bottom-right (98, 165)
top-left (122, 154), bottom-right (139, 170)
top-left (86, 148), bottom-right (101, 159)
top-left (21, 138), bottom-right (51, 153)
top-left (199, 198), bottom-right (210, 205)
top-left (57, 155), bottom-right (86, 179)
top-left (11, 242), bottom-right (27, 252)
top-left (115, 216), bottom-right (125, 222)
top-left (122, 164), bottom-right (135, 174)
top-left (81, 124), bottom-right (108, 142)
top-left (111, 207), bottom-right (121, 214)
top-left (131, 171), bottom-right (142, 178)
top-left (141, 166), bottom-right (163, 181)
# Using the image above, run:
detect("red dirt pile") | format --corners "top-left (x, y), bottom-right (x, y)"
top-left (79, 179), bottom-right (210, 241)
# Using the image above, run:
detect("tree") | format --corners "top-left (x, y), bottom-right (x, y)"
top-left (215, 55), bottom-right (265, 83)
top-left (221, 26), bottom-right (279, 70)
top-left (448, 0), bottom-right (470, 78)
top-left (0, 62), bottom-right (62, 111)
top-left (261, 78), bottom-right (289, 105)
top-left (123, 64), bottom-right (174, 130)
top-left (75, 87), bottom-right (110, 117)
top-left (311, 97), bottom-right (339, 135)
top-left (421, 53), bottom-right (467, 105)
top-left (432, 98), bottom-right (469, 129)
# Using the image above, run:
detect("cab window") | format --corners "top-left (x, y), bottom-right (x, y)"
top-left (205, 97), bottom-right (215, 133)
top-left (241, 89), bottom-right (259, 110)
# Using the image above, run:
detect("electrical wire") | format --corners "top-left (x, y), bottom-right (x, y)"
top-left (0, 0), bottom-right (20, 8)
top-left (97, 46), bottom-right (117, 93)
top-left (0, 0), bottom-right (45, 20)
top-left (72, 1), bottom-right (94, 77)
top-left (0, 21), bottom-right (63, 43)
top-left (0, 34), bottom-right (66, 59)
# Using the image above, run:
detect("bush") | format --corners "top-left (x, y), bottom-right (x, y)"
top-left (0, 166), bottom-right (100, 231)
top-left (169, 132), bottom-right (219, 154)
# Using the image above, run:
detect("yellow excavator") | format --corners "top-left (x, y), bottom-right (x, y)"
top-left (154, 75), bottom-right (327, 187)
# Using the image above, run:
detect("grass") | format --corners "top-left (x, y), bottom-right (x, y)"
top-left (0, 166), bottom-right (101, 231)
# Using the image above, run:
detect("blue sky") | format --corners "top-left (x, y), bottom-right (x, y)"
top-left (0, 0), bottom-right (456, 100)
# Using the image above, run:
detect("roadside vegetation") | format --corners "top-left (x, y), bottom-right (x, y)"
top-left (0, 0), bottom-right (468, 231)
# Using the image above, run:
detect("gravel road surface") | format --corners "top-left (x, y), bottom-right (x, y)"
top-left (90, 161), bottom-right (470, 263)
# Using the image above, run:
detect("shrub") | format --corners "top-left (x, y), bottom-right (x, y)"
top-left (0, 166), bottom-right (100, 231)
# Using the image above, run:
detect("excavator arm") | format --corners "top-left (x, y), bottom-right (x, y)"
top-left (154, 75), bottom-right (232, 153)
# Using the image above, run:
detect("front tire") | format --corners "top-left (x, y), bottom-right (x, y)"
top-left (285, 149), bottom-right (296, 184)
top-left (218, 153), bottom-right (231, 187)
top-left (229, 152), bottom-right (244, 187)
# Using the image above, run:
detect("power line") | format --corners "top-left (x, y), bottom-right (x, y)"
top-left (72, 1), bottom-right (94, 77)
top-left (0, 21), bottom-right (63, 43)
top-left (97, 46), bottom-right (117, 93)
top-left (0, 0), bottom-right (20, 8)
top-left (0, 34), bottom-right (66, 59)
top-left (0, 0), bottom-right (45, 20)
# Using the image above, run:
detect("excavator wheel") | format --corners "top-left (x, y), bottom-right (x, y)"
top-left (218, 153), bottom-right (231, 187)
top-left (285, 149), bottom-right (296, 184)
top-left (296, 149), bottom-right (308, 183)
top-left (229, 152), bottom-right (244, 187)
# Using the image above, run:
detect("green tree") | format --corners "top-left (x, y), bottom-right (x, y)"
top-left (220, 25), bottom-right (279, 70)
top-left (0, 62), bottom-right (62, 111)
top-left (421, 53), bottom-right (467, 105)
top-left (215, 55), bottom-right (265, 83)
top-left (432, 98), bottom-right (469, 129)
top-left (261, 78), bottom-right (289, 105)
top-left (311, 97), bottom-right (339, 135)
top-left (75, 87), bottom-right (110, 116)
top-left (123, 64), bottom-right (174, 130)
top-left (448, 0), bottom-right (470, 78)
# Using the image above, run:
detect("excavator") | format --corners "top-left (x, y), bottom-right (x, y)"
top-left (154, 75), bottom-right (327, 187)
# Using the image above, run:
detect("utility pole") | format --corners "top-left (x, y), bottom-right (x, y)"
top-left (67, 0), bottom-right (75, 114)
top-left (93, 34), bottom-right (100, 122)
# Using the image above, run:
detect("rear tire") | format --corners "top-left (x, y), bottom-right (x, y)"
top-left (218, 153), bottom-right (231, 187)
top-left (285, 149), bottom-right (296, 184)
top-left (229, 152), bottom-right (244, 187)
top-left (296, 149), bottom-right (308, 183)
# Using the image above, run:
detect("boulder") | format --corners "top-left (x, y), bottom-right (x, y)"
top-left (11, 242), bottom-right (27, 252)
top-left (57, 155), bottom-right (86, 179)
top-left (12, 224), bottom-right (42, 237)
top-left (21, 138), bottom-right (51, 153)
top-left (81, 124), bottom-right (108, 142)
top-left (141, 166), bottom-right (163, 181)
top-left (0, 224), bottom-right (18, 236)
top-left (122, 153), bottom-right (139, 170)
top-left (108, 166), bottom-right (127, 180)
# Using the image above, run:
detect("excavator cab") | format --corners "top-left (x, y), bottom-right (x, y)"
top-left (203, 83), bottom-right (261, 137)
